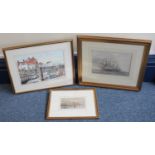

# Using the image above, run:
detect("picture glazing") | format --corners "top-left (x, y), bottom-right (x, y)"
top-left (60, 97), bottom-right (86, 109)
top-left (92, 50), bottom-right (132, 76)
top-left (16, 51), bottom-right (65, 85)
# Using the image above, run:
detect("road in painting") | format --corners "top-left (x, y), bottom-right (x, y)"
top-left (92, 50), bottom-right (132, 76)
top-left (60, 97), bottom-right (86, 110)
top-left (16, 51), bottom-right (65, 85)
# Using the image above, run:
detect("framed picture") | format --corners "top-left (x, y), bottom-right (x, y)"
top-left (46, 88), bottom-right (99, 120)
top-left (3, 40), bottom-right (75, 94)
top-left (77, 35), bottom-right (151, 91)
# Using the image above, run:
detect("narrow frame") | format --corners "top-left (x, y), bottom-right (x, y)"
top-left (46, 88), bottom-right (99, 120)
top-left (77, 35), bottom-right (152, 91)
top-left (3, 40), bottom-right (75, 94)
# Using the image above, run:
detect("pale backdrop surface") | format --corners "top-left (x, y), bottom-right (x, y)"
top-left (0, 33), bottom-right (155, 58)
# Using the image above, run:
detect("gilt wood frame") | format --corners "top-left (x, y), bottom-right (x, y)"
top-left (77, 35), bottom-right (151, 91)
top-left (46, 88), bottom-right (99, 120)
top-left (3, 40), bottom-right (75, 94)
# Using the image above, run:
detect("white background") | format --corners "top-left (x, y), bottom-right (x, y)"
top-left (0, 0), bottom-right (155, 155)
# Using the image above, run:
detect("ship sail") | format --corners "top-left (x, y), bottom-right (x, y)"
top-left (100, 58), bottom-right (121, 72)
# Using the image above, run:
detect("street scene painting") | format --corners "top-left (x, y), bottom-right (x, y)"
top-left (92, 50), bottom-right (132, 76)
top-left (60, 97), bottom-right (86, 110)
top-left (16, 51), bottom-right (65, 85)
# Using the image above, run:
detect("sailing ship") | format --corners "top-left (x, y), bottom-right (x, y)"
top-left (100, 58), bottom-right (121, 72)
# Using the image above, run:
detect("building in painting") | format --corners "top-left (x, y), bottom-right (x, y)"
top-left (17, 57), bottom-right (40, 84)
top-left (17, 57), bottom-right (38, 70)
top-left (17, 57), bottom-right (65, 84)
top-left (40, 62), bottom-right (65, 80)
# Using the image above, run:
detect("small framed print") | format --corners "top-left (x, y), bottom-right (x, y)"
top-left (77, 35), bottom-right (152, 91)
top-left (3, 40), bottom-right (75, 94)
top-left (46, 88), bottom-right (99, 120)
